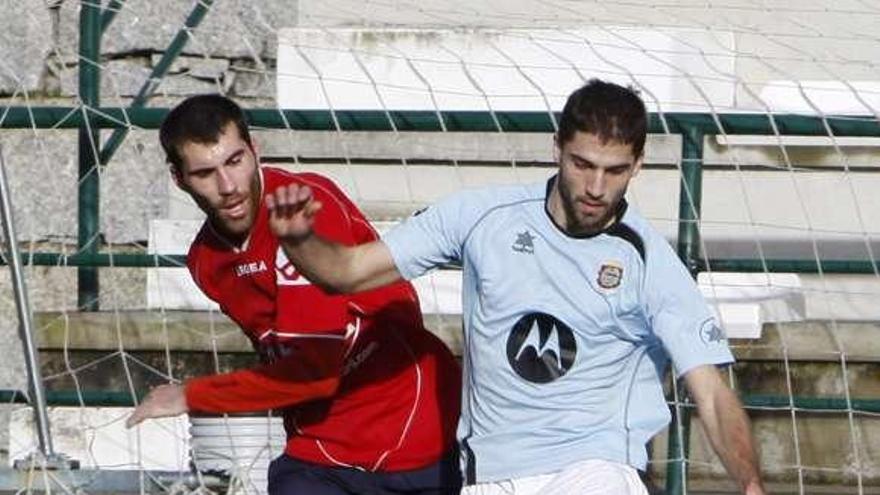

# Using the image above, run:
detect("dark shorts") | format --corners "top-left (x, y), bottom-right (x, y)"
top-left (267, 451), bottom-right (462, 495)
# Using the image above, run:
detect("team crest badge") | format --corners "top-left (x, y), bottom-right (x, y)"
top-left (597, 262), bottom-right (623, 289)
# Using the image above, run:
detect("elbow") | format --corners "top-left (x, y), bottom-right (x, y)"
top-left (300, 375), bottom-right (342, 403)
top-left (314, 375), bottom-right (341, 399)
top-left (312, 278), bottom-right (358, 295)
top-left (334, 278), bottom-right (365, 294)
top-left (320, 261), bottom-right (367, 294)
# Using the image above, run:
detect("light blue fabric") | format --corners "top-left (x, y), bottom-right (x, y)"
top-left (382, 177), bottom-right (733, 482)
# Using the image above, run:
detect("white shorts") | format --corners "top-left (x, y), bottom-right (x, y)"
top-left (461, 459), bottom-right (648, 495)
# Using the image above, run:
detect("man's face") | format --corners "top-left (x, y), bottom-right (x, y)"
top-left (172, 123), bottom-right (261, 244)
top-left (552, 131), bottom-right (642, 236)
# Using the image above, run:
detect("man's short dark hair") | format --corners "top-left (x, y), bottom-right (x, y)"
top-left (160, 94), bottom-right (253, 171)
top-left (556, 79), bottom-right (647, 157)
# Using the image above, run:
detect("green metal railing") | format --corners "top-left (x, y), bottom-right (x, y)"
top-left (77, 1), bottom-right (101, 310)
top-left (1, 0), bottom-right (879, 492)
top-left (3, 106), bottom-right (880, 134)
top-left (2, 108), bottom-right (879, 279)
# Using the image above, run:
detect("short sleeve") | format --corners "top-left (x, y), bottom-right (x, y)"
top-left (643, 239), bottom-right (734, 377)
top-left (382, 191), bottom-right (473, 280)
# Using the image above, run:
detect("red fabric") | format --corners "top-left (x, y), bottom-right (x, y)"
top-left (185, 167), bottom-right (460, 471)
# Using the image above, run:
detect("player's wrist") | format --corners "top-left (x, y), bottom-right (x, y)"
top-left (743, 477), bottom-right (765, 495)
top-left (278, 227), bottom-right (314, 245)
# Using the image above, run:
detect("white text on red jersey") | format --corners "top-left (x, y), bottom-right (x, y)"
top-left (235, 260), bottom-right (268, 277)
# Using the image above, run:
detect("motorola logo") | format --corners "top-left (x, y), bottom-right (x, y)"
top-left (506, 313), bottom-right (576, 383)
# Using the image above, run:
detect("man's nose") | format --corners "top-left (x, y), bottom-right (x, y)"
top-left (585, 170), bottom-right (605, 198)
top-left (217, 168), bottom-right (236, 195)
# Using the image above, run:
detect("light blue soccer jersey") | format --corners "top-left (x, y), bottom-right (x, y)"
top-left (382, 177), bottom-right (733, 483)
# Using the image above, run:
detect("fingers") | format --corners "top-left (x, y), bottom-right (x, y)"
top-left (266, 184), bottom-right (324, 243)
top-left (125, 384), bottom-right (188, 429)
top-left (126, 390), bottom-right (153, 428)
top-left (266, 184), bottom-right (313, 214)
top-left (305, 199), bottom-right (323, 218)
top-left (266, 184), bottom-right (323, 217)
top-left (125, 408), bottom-right (145, 428)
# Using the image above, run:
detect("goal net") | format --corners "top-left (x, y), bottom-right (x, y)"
top-left (1, 0), bottom-right (878, 493)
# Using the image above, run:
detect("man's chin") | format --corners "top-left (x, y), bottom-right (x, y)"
top-left (573, 215), bottom-right (612, 235)
top-left (211, 216), bottom-right (253, 241)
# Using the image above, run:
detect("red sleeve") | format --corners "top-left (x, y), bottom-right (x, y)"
top-left (297, 173), bottom-right (377, 244)
top-left (271, 173), bottom-right (360, 334)
top-left (184, 338), bottom-right (344, 413)
top-left (294, 173), bottom-right (423, 319)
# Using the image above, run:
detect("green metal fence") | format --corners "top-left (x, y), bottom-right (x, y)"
top-left (0, 0), bottom-right (878, 492)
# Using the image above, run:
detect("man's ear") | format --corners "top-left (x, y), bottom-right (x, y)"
top-left (170, 165), bottom-right (186, 191)
top-left (249, 140), bottom-right (261, 166)
top-left (552, 134), bottom-right (561, 163)
top-left (631, 154), bottom-right (644, 178)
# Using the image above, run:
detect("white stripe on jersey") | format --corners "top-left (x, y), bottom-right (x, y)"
top-left (257, 329), bottom-right (346, 341)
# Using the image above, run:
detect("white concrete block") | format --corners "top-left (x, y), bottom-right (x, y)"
top-left (698, 272), bottom-right (806, 339)
top-left (147, 219), bottom-right (217, 311)
top-left (10, 407), bottom-right (190, 471)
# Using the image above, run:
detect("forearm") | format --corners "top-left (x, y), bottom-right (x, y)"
top-left (699, 387), bottom-right (764, 493)
top-left (280, 233), bottom-right (402, 294)
top-left (267, 182), bottom-right (403, 293)
top-left (185, 348), bottom-right (343, 414)
top-left (279, 232), bottom-right (360, 293)
top-left (185, 370), bottom-right (339, 413)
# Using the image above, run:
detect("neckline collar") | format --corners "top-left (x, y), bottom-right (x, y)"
top-left (543, 175), bottom-right (629, 240)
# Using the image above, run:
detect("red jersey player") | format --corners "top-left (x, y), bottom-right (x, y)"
top-left (127, 95), bottom-right (461, 495)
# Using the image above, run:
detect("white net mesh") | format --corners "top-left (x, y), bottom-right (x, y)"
top-left (0, 0), bottom-right (879, 493)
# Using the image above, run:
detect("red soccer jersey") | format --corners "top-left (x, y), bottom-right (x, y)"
top-left (185, 167), bottom-right (460, 471)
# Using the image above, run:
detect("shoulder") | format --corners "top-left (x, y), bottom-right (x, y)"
top-left (613, 203), bottom-right (673, 265)
top-left (619, 205), bottom-right (696, 297)
top-left (187, 223), bottom-right (214, 264)
top-left (186, 222), bottom-right (218, 288)
top-left (261, 166), bottom-right (334, 189)
top-left (262, 166), bottom-right (356, 212)
top-left (263, 167), bottom-right (344, 195)
top-left (461, 180), bottom-right (545, 208)
top-left (429, 180), bottom-right (545, 224)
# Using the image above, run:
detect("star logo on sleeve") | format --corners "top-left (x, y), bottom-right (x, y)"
top-left (700, 320), bottom-right (727, 345)
top-left (512, 231), bottom-right (535, 254)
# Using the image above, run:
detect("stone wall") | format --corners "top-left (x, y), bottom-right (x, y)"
top-left (1, 1), bottom-right (297, 101)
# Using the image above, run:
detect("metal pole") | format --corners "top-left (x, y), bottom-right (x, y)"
top-left (665, 127), bottom-right (705, 495)
top-left (100, 0), bottom-right (126, 33)
top-left (676, 126), bottom-right (705, 273)
top-left (78, 0), bottom-right (101, 310)
top-left (98, 0), bottom-right (215, 166)
top-left (0, 147), bottom-right (56, 458)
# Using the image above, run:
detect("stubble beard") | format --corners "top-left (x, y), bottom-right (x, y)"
top-left (207, 170), bottom-right (262, 244)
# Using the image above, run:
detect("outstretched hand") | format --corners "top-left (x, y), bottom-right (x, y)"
top-left (266, 184), bottom-right (323, 243)
top-left (126, 383), bottom-right (188, 428)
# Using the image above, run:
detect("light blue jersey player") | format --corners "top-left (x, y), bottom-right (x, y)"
top-left (265, 80), bottom-right (766, 495)
top-left (382, 180), bottom-right (733, 484)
